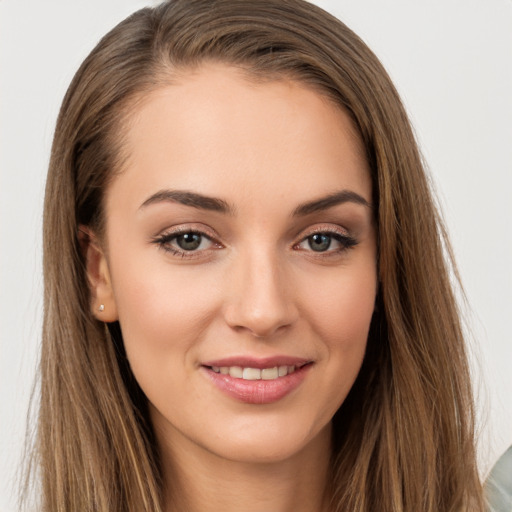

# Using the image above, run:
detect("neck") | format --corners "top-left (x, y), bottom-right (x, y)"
top-left (158, 424), bottom-right (332, 512)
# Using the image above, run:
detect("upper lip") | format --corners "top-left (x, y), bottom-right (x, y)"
top-left (201, 355), bottom-right (312, 369)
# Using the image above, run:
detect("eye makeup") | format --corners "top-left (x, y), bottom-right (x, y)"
top-left (150, 225), bottom-right (223, 259)
top-left (150, 222), bottom-right (358, 261)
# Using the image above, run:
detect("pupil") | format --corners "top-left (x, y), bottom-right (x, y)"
top-left (309, 234), bottom-right (331, 252)
top-left (177, 233), bottom-right (201, 251)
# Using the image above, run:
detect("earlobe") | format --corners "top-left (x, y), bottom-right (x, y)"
top-left (79, 226), bottom-right (119, 322)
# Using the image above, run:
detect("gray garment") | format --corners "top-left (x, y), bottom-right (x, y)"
top-left (485, 445), bottom-right (512, 512)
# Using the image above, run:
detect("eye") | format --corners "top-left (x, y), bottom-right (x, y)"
top-left (307, 233), bottom-right (332, 252)
top-left (175, 232), bottom-right (204, 251)
top-left (295, 229), bottom-right (358, 254)
top-left (152, 228), bottom-right (220, 257)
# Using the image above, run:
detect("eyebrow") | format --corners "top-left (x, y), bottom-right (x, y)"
top-left (139, 188), bottom-right (371, 216)
top-left (139, 189), bottom-right (234, 214)
top-left (292, 190), bottom-right (372, 216)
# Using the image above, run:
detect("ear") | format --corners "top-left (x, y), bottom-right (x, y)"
top-left (78, 226), bottom-right (119, 322)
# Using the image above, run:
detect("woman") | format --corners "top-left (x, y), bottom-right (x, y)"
top-left (29, 0), bottom-right (485, 510)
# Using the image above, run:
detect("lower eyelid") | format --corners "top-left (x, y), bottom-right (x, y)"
top-left (293, 231), bottom-right (358, 252)
top-left (152, 229), bottom-right (225, 258)
top-left (153, 227), bottom-right (215, 242)
top-left (152, 226), bottom-right (356, 255)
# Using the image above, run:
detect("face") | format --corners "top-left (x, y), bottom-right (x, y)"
top-left (89, 64), bottom-right (377, 466)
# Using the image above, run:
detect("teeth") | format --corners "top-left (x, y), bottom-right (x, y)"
top-left (210, 364), bottom-right (302, 380)
top-left (261, 367), bottom-right (278, 380)
top-left (242, 368), bottom-right (261, 380)
top-left (229, 366), bottom-right (243, 378)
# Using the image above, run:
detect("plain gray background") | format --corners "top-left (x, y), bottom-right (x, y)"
top-left (1, 0), bottom-right (511, 509)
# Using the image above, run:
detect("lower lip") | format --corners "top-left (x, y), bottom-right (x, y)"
top-left (201, 364), bottom-right (312, 404)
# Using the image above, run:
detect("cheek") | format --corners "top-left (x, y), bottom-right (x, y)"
top-left (301, 263), bottom-right (377, 348)
top-left (289, 261), bottom-right (377, 430)
top-left (108, 253), bottom-right (224, 370)
top-left (302, 261), bottom-right (376, 396)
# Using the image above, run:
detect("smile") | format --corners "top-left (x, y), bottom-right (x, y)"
top-left (201, 358), bottom-right (313, 404)
top-left (208, 365), bottom-right (300, 380)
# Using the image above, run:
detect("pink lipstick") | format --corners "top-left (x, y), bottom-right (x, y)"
top-left (200, 356), bottom-right (313, 404)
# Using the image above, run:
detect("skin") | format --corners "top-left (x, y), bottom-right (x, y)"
top-left (86, 64), bottom-right (377, 512)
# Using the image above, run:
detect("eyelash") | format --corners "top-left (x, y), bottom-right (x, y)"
top-left (293, 228), bottom-right (358, 257)
top-left (151, 228), bottom-right (221, 259)
top-left (151, 226), bottom-right (358, 259)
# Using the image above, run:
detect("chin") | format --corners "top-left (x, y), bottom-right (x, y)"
top-left (200, 418), bottom-right (332, 465)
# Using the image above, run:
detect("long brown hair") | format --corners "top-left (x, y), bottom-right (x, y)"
top-left (30, 0), bottom-right (484, 510)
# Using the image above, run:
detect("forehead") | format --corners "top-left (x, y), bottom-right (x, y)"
top-left (109, 63), bottom-right (371, 213)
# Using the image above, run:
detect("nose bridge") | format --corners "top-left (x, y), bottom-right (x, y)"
top-left (224, 243), bottom-right (297, 337)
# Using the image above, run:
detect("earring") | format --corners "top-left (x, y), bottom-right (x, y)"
top-left (98, 304), bottom-right (105, 312)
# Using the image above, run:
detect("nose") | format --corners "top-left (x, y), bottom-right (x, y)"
top-left (223, 249), bottom-right (298, 338)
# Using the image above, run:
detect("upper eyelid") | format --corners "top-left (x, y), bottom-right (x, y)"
top-left (150, 228), bottom-right (217, 255)
top-left (152, 230), bottom-right (220, 258)
top-left (155, 224), bottom-right (219, 241)
top-left (293, 224), bottom-right (357, 250)
top-left (152, 222), bottom-right (353, 245)
top-left (295, 224), bottom-right (351, 240)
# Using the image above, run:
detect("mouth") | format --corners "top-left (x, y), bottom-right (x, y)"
top-left (200, 357), bottom-right (313, 404)
top-left (205, 362), bottom-right (309, 381)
